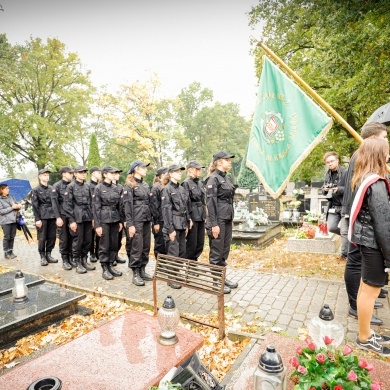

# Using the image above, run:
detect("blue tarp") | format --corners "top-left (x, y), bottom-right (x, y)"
top-left (0, 178), bottom-right (32, 202)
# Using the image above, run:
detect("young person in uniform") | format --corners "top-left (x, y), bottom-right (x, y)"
top-left (63, 165), bottom-right (96, 274)
top-left (150, 167), bottom-right (168, 260)
top-left (205, 152), bottom-right (237, 294)
top-left (123, 160), bottom-right (152, 286)
top-left (92, 166), bottom-right (123, 280)
top-left (51, 166), bottom-right (74, 270)
top-left (31, 168), bottom-right (58, 266)
top-left (112, 168), bottom-right (126, 265)
top-left (161, 164), bottom-right (191, 289)
top-left (182, 160), bottom-right (206, 261)
top-left (88, 166), bottom-right (102, 263)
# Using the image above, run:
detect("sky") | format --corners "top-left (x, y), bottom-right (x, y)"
top-left (0, 0), bottom-right (261, 119)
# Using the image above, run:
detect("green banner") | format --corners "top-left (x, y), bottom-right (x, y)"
top-left (247, 57), bottom-right (333, 199)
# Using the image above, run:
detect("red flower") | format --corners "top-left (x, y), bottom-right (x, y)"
top-left (366, 363), bottom-right (375, 372)
top-left (316, 353), bottom-right (326, 364)
top-left (359, 359), bottom-right (368, 368)
top-left (298, 365), bottom-right (307, 374)
top-left (347, 370), bottom-right (358, 382)
top-left (334, 385), bottom-right (343, 390)
top-left (289, 357), bottom-right (300, 367)
top-left (296, 346), bottom-right (303, 355)
top-left (323, 335), bottom-right (333, 345)
top-left (343, 345), bottom-right (353, 355)
top-left (305, 337), bottom-right (316, 351)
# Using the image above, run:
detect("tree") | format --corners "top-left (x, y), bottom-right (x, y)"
top-left (0, 36), bottom-right (94, 172)
top-left (237, 155), bottom-right (259, 191)
top-left (248, 1), bottom-right (390, 180)
top-left (175, 82), bottom-right (251, 180)
top-left (87, 133), bottom-right (101, 168)
top-left (101, 73), bottom-right (177, 170)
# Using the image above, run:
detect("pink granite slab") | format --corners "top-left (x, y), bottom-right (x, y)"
top-left (229, 333), bottom-right (390, 390)
top-left (0, 310), bottom-right (203, 390)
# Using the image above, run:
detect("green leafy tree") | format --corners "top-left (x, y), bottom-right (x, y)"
top-left (0, 36), bottom-right (94, 171)
top-left (248, 1), bottom-right (390, 181)
top-left (176, 82), bottom-right (251, 180)
top-left (237, 156), bottom-right (259, 191)
top-left (101, 73), bottom-right (177, 171)
top-left (87, 133), bottom-right (101, 168)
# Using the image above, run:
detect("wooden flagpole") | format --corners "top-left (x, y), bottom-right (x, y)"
top-left (257, 40), bottom-right (363, 143)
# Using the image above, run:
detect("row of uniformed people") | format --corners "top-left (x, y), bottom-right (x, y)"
top-left (31, 150), bottom-right (238, 293)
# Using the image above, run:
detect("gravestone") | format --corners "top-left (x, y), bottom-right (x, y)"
top-left (0, 275), bottom-right (85, 347)
top-left (247, 193), bottom-right (259, 213)
top-left (258, 197), bottom-right (280, 221)
top-left (0, 271), bottom-right (44, 297)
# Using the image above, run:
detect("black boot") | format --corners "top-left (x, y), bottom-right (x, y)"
top-left (4, 250), bottom-right (11, 259)
top-left (40, 253), bottom-right (48, 266)
top-left (132, 268), bottom-right (145, 286)
top-left (46, 252), bottom-right (58, 263)
top-left (8, 250), bottom-right (17, 259)
top-left (69, 255), bottom-right (77, 268)
top-left (62, 256), bottom-right (72, 271)
top-left (112, 260), bottom-right (117, 266)
top-left (140, 266), bottom-right (153, 281)
top-left (76, 258), bottom-right (87, 274)
top-left (108, 263), bottom-right (122, 277)
top-left (102, 263), bottom-right (114, 280)
top-left (89, 254), bottom-right (97, 263)
top-left (82, 256), bottom-right (96, 271)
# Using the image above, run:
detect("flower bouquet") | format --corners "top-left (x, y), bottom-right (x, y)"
top-left (289, 336), bottom-right (381, 390)
top-left (296, 223), bottom-right (316, 239)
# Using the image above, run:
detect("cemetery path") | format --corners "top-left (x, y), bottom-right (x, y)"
top-left (1, 235), bottom-right (389, 342)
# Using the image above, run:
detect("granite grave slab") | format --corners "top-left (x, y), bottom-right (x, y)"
top-left (0, 283), bottom-right (85, 347)
top-left (0, 270), bottom-right (44, 297)
top-left (0, 310), bottom-right (204, 390)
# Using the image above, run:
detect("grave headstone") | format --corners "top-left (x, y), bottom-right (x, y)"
top-left (248, 193), bottom-right (260, 213)
top-left (258, 197), bottom-right (280, 221)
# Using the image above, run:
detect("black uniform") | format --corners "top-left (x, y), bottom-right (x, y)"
top-left (123, 178), bottom-right (152, 269)
top-left (63, 180), bottom-right (93, 260)
top-left (205, 169), bottom-right (235, 267)
top-left (161, 181), bottom-right (190, 257)
top-left (31, 183), bottom-right (57, 256)
top-left (182, 177), bottom-right (206, 260)
top-left (92, 182), bottom-right (122, 264)
top-left (115, 182), bottom-right (125, 260)
top-left (89, 179), bottom-right (100, 260)
top-left (150, 180), bottom-right (167, 259)
top-left (51, 180), bottom-right (72, 258)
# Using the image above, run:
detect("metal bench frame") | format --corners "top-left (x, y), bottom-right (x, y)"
top-left (153, 254), bottom-right (226, 339)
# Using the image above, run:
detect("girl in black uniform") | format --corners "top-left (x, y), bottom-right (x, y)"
top-left (205, 151), bottom-right (238, 294)
top-left (150, 167), bottom-right (168, 259)
top-left (92, 166), bottom-right (123, 280)
top-left (123, 160), bottom-right (152, 286)
top-left (161, 164), bottom-right (191, 289)
top-left (182, 160), bottom-right (206, 261)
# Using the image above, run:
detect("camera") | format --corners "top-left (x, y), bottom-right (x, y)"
top-left (325, 183), bottom-right (334, 199)
top-left (326, 189), bottom-right (334, 199)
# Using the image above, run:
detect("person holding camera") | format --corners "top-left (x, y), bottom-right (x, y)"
top-left (322, 151), bottom-right (347, 260)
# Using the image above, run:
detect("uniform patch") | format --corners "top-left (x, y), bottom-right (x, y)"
top-left (150, 193), bottom-right (153, 196)
top-left (161, 197), bottom-right (165, 200)
top-left (52, 189), bottom-right (56, 192)
top-left (92, 195), bottom-right (95, 198)
top-left (124, 191), bottom-right (128, 194)
top-left (64, 192), bottom-right (68, 195)
top-left (208, 185), bottom-right (213, 188)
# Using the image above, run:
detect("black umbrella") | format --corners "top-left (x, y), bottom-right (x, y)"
top-left (16, 214), bottom-right (33, 242)
top-left (365, 102), bottom-right (390, 126)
